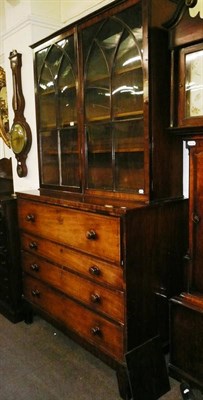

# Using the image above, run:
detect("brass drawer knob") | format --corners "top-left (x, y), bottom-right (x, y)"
top-left (91, 326), bottom-right (101, 336)
top-left (26, 214), bottom-right (35, 222)
top-left (30, 263), bottom-right (39, 272)
top-left (31, 289), bottom-right (40, 297)
top-left (89, 266), bottom-right (101, 276)
top-left (86, 230), bottom-right (96, 240)
top-left (29, 241), bottom-right (38, 250)
top-left (90, 293), bottom-right (100, 303)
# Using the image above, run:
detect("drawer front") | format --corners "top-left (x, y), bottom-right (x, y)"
top-left (22, 251), bottom-right (124, 323)
top-left (21, 232), bottom-right (124, 290)
top-left (23, 274), bottom-right (124, 361)
top-left (18, 199), bottom-right (120, 263)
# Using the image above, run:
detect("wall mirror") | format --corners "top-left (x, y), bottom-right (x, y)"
top-left (0, 66), bottom-right (10, 147)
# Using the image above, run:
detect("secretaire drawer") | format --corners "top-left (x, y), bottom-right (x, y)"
top-left (18, 199), bottom-right (120, 263)
top-left (22, 251), bottom-right (124, 323)
top-left (23, 275), bottom-right (124, 362)
top-left (21, 233), bottom-right (123, 290)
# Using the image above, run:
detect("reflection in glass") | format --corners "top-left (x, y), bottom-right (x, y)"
top-left (85, 41), bottom-right (110, 121)
top-left (58, 36), bottom-right (76, 127)
top-left (38, 63), bottom-right (56, 128)
top-left (185, 50), bottom-right (203, 118)
top-left (36, 47), bottom-right (49, 77)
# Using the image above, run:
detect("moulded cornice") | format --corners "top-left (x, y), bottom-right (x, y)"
top-left (2, 13), bottom-right (62, 41)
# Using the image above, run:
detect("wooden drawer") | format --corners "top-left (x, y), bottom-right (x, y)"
top-left (22, 251), bottom-right (124, 323)
top-left (18, 199), bottom-right (120, 263)
top-left (21, 232), bottom-right (124, 290)
top-left (23, 274), bottom-right (124, 362)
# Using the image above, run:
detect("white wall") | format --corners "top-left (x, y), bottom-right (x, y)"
top-left (0, 0), bottom-right (116, 193)
top-left (61, 0), bottom-right (116, 24)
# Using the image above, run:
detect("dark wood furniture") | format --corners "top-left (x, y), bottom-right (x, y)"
top-left (165, 1), bottom-right (203, 390)
top-left (0, 158), bottom-right (23, 322)
top-left (17, 191), bottom-right (187, 398)
top-left (17, 0), bottom-right (188, 397)
top-left (31, 0), bottom-right (183, 203)
top-left (169, 139), bottom-right (203, 388)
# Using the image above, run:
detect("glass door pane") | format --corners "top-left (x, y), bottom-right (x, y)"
top-left (58, 36), bottom-right (77, 127)
top-left (83, 2), bottom-right (144, 195)
top-left (114, 119), bottom-right (144, 192)
top-left (36, 33), bottom-right (80, 190)
top-left (61, 128), bottom-right (80, 187)
top-left (40, 130), bottom-right (59, 185)
top-left (86, 123), bottom-right (112, 189)
top-left (85, 43), bottom-right (110, 122)
top-left (112, 29), bottom-right (143, 118)
top-left (38, 63), bottom-right (56, 129)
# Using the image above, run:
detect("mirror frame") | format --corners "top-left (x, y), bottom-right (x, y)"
top-left (0, 66), bottom-right (11, 148)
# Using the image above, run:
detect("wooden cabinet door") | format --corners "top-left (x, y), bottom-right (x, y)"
top-left (81, 2), bottom-right (145, 197)
top-left (189, 141), bottom-right (203, 292)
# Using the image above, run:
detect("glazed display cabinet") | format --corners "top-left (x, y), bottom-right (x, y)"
top-left (33, 0), bottom-right (183, 202)
top-left (17, 0), bottom-right (188, 398)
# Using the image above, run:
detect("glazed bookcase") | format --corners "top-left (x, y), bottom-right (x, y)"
top-left (17, 1), bottom-right (188, 398)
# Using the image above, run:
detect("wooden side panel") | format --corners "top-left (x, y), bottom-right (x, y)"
top-left (189, 143), bottom-right (203, 292)
top-left (0, 197), bottom-right (23, 322)
top-left (124, 199), bottom-right (188, 349)
top-left (169, 294), bottom-right (203, 387)
top-left (149, 28), bottom-right (183, 200)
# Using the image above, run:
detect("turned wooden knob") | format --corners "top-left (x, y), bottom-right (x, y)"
top-left (26, 214), bottom-right (35, 222)
top-left (31, 289), bottom-right (40, 297)
top-left (30, 263), bottom-right (39, 271)
top-left (29, 241), bottom-right (38, 250)
top-left (86, 230), bottom-right (96, 240)
top-left (91, 326), bottom-right (101, 336)
top-left (89, 266), bottom-right (101, 276)
top-left (90, 293), bottom-right (100, 303)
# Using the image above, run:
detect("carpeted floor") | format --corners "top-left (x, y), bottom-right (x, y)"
top-left (0, 312), bottom-right (202, 400)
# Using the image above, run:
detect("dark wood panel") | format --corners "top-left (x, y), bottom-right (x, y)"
top-left (169, 293), bottom-right (203, 388)
top-left (0, 197), bottom-right (23, 322)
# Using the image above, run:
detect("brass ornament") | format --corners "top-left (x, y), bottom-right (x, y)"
top-left (0, 67), bottom-right (10, 148)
